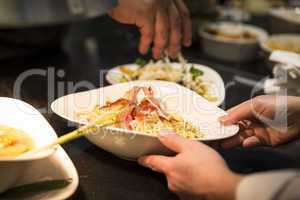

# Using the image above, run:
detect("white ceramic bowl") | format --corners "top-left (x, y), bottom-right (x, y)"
top-left (0, 98), bottom-right (56, 193)
top-left (51, 81), bottom-right (239, 160)
top-left (106, 63), bottom-right (226, 106)
top-left (260, 34), bottom-right (300, 54)
top-left (199, 22), bottom-right (268, 62)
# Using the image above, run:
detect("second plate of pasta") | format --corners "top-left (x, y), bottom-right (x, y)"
top-left (106, 61), bottom-right (225, 106)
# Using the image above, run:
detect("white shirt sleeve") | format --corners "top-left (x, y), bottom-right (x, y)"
top-left (236, 170), bottom-right (300, 200)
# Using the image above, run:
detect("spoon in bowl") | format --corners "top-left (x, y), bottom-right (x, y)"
top-left (18, 113), bottom-right (118, 158)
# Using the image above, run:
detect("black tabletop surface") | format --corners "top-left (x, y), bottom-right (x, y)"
top-left (0, 16), bottom-right (300, 200)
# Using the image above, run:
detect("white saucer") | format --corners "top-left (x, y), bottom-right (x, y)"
top-left (11, 146), bottom-right (79, 200)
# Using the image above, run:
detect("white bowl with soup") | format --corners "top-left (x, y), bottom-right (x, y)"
top-left (0, 98), bottom-right (56, 193)
top-left (260, 34), bottom-right (300, 54)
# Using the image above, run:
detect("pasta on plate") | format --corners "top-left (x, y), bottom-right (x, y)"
top-left (77, 86), bottom-right (202, 139)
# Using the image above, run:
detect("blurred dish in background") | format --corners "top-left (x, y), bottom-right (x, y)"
top-left (106, 59), bottom-right (225, 106)
top-left (218, 6), bottom-right (251, 22)
top-left (198, 21), bottom-right (268, 62)
top-left (205, 24), bottom-right (258, 41)
top-left (229, 0), bottom-right (285, 15)
top-left (269, 8), bottom-right (300, 34)
top-left (260, 34), bottom-right (300, 55)
top-left (264, 50), bottom-right (300, 97)
top-left (270, 7), bottom-right (300, 25)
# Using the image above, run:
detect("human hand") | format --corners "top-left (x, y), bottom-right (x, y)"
top-left (138, 133), bottom-right (242, 200)
top-left (108, 0), bottom-right (192, 59)
top-left (218, 95), bottom-right (300, 149)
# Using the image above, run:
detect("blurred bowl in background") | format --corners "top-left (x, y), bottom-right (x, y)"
top-left (260, 34), bottom-right (300, 69)
top-left (260, 34), bottom-right (300, 54)
top-left (198, 21), bottom-right (268, 62)
top-left (269, 8), bottom-right (300, 34)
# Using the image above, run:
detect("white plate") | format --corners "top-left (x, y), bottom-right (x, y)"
top-left (51, 81), bottom-right (238, 160)
top-left (13, 146), bottom-right (79, 200)
top-left (105, 63), bottom-right (225, 106)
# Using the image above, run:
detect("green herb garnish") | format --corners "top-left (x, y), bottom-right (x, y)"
top-left (134, 58), bottom-right (147, 68)
top-left (190, 65), bottom-right (204, 80)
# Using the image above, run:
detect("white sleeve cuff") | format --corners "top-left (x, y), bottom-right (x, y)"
top-left (236, 170), bottom-right (298, 200)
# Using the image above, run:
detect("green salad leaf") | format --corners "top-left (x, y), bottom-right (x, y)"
top-left (134, 58), bottom-right (147, 68)
top-left (190, 65), bottom-right (204, 80)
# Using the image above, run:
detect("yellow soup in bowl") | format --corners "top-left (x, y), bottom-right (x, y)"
top-left (0, 125), bottom-right (34, 158)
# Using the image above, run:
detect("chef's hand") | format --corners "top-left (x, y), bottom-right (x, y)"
top-left (108, 0), bottom-right (192, 59)
top-left (218, 95), bottom-right (300, 149)
top-left (138, 133), bottom-right (242, 200)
